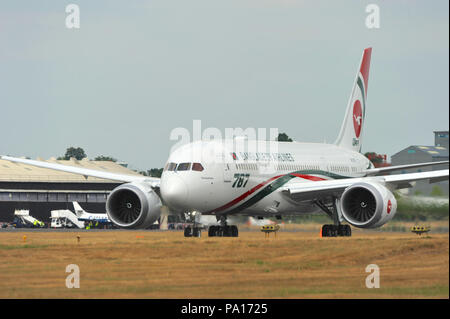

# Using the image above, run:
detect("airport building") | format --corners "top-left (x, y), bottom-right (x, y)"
top-left (391, 131), bottom-right (449, 196)
top-left (0, 158), bottom-right (142, 223)
top-left (434, 130), bottom-right (449, 149)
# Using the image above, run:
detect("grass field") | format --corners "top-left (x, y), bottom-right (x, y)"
top-left (0, 228), bottom-right (448, 298)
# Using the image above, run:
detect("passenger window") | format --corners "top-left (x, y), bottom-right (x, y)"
top-left (176, 163), bottom-right (191, 171)
top-left (192, 163), bottom-right (204, 172)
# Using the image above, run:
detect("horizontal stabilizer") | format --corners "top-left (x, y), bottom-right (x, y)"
top-left (364, 160), bottom-right (449, 176)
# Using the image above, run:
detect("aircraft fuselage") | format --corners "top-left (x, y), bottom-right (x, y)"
top-left (160, 140), bottom-right (372, 217)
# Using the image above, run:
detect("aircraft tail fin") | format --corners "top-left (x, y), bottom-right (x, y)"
top-left (334, 47), bottom-right (372, 153)
top-left (72, 201), bottom-right (85, 217)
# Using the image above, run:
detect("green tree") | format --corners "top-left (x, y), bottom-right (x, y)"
top-left (364, 152), bottom-right (383, 164)
top-left (137, 168), bottom-right (163, 177)
top-left (147, 168), bottom-right (163, 178)
top-left (94, 155), bottom-right (117, 162)
top-left (276, 133), bottom-right (293, 142)
top-left (58, 147), bottom-right (87, 160)
top-left (430, 185), bottom-right (444, 197)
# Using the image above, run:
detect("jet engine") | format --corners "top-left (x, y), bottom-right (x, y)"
top-left (106, 182), bottom-right (162, 229)
top-left (340, 182), bottom-right (397, 229)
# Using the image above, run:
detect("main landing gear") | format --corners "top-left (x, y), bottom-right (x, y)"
top-left (208, 215), bottom-right (239, 237)
top-left (321, 224), bottom-right (351, 237)
top-left (182, 212), bottom-right (240, 238)
top-left (314, 198), bottom-right (352, 237)
top-left (208, 225), bottom-right (239, 237)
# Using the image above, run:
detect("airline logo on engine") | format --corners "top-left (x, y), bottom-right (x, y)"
top-left (353, 100), bottom-right (363, 138)
top-left (387, 200), bottom-right (392, 214)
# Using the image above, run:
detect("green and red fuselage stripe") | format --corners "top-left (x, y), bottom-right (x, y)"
top-left (207, 170), bottom-right (350, 215)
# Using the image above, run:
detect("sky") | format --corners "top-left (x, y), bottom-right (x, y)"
top-left (0, 0), bottom-right (448, 171)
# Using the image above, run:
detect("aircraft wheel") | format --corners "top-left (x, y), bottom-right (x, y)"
top-left (208, 226), bottom-right (216, 237)
top-left (322, 225), bottom-right (329, 237)
top-left (322, 225), bottom-right (338, 237)
top-left (184, 227), bottom-right (192, 237)
top-left (345, 225), bottom-right (352, 237)
top-left (223, 226), bottom-right (232, 237)
top-left (231, 225), bottom-right (239, 237)
top-left (338, 225), bottom-right (346, 236)
top-left (331, 225), bottom-right (338, 237)
top-left (192, 227), bottom-right (201, 237)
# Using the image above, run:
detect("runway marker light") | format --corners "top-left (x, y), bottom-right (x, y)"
top-left (261, 224), bottom-right (280, 238)
top-left (411, 225), bottom-right (431, 236)
top-left (23, 235), bottom-right (27, 243)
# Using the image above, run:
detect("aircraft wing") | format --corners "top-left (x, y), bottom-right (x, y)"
top-left (0, 155), bottom-right (160, 188)
top-left (281, 169), bottom-right (449, 201)
top-left (364, 160), bottom-right (449, 176)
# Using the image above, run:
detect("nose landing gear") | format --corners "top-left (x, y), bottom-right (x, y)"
top-left (183, 211), bottom-right (203, 238)
top-left (184, 226), bottom-right (202, 237)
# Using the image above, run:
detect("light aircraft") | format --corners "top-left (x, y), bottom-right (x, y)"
top-left (1, 48), bottom-right (448, 237)
top-left (72, 201), bottom-right (111, 224)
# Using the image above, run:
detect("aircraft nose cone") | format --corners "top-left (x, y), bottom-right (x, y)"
top-left (161, 174), bottom-right (188, 210)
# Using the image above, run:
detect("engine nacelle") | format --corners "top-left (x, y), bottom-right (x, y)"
top-left (106, 182), bottom-right (162, 229)
top-left (340, 182), bottom-right (397, 229)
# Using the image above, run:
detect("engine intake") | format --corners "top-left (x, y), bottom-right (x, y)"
top-left (106, 182), bottom-right (162, 229)
top-left (340, 182), bottom-right (397, 228)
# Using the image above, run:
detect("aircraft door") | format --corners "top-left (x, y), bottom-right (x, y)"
top-left (223, 163), bottom-right (232, 182)
top-left (221, 151), bottom-right (233, 182)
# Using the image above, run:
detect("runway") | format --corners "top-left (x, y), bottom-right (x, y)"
top-left (0, 230), bottom-right (448, 298)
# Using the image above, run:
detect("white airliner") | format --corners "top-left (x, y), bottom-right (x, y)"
top-left (72, 201), bottom-right (111, 224)
top-left (1, 48), bottom-right (448, 237)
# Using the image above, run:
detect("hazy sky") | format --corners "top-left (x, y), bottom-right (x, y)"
top-left (1, 0), bottom-right (448, 170)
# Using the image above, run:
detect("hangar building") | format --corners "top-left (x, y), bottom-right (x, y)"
top-left (391, 131), bottom-right (449, 196)
top-left (0, 157), bottom-right (142, 223)
top-left (434, 130), bottom-right (449, 149)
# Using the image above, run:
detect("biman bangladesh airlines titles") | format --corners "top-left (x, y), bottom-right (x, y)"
top-left (2, 48), bottom-right (448, 237)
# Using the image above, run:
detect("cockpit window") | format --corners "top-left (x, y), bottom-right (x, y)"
top-left (176, 162), bottom-right (191, 171)
top-left (166, 162), bottom-right (177, 171)
top-left (192, 163), bottom-right (204, 172)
